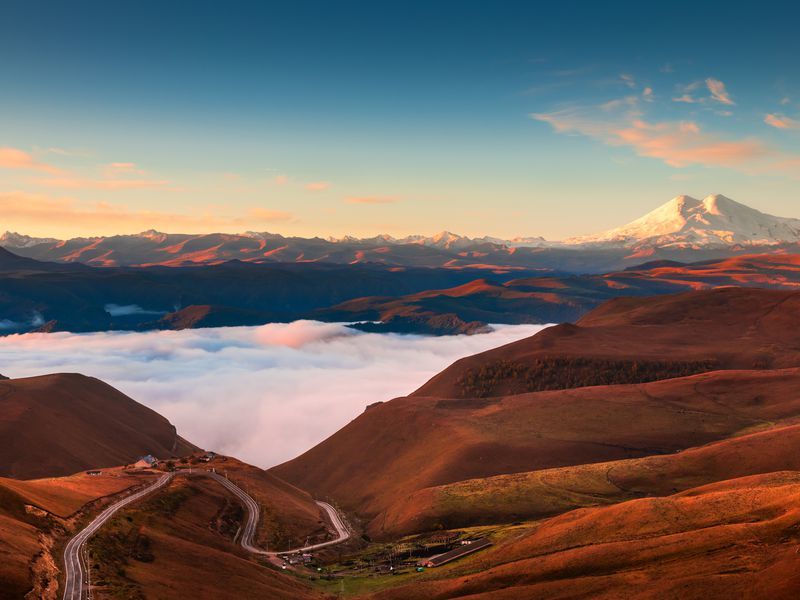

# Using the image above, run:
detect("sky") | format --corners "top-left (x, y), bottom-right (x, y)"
top-left (0, 321), bottom-right (544, 467)
top-left (1, 1), bottom-right (800, 240)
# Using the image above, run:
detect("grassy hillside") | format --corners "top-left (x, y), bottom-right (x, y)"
top-left (367, 472), bottom-right (800, 599)
top-left (273, 367), bottom-right (800, 538)
top-left (86, 474), bottom-right (324, 600)
top-left (413, 288), bottom-right (800, 398)
top-left (0, 373), bottom-right (196, 479)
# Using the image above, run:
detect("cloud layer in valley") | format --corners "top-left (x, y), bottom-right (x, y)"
top-left (0, 321), bottom-right (545, 468)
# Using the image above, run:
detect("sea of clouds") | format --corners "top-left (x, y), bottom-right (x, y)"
top-left (0, 321), bottom-right (546, 468)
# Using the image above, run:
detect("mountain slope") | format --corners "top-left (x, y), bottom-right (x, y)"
top-left (0, 376), bottom-right (329, 598)
top-left (272, 366), bottom-right (800, 538)
top-left (0, 373), bottom-right (196, 478)
top-left (368, 472), bottom-right (800, 600)
top-left (0, 468), bottom-right (158, 599)
top-left (0, 462), bottom-right (328, 598)
top-left (86, 473), bottom-right (326, 600)
top-left (413, 287), bottom-right (800, 399)
top-left (272, 288), bottom-right (800, 539)
top-left (0, 246), bottom-right (83, 273)
top-left (379, 421), bottom-right (800, 535)
top-left (317, 253), bottom-right (800, 329)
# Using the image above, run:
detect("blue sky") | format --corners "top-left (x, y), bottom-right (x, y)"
top-left (1, 1), bottom-right (799, 239)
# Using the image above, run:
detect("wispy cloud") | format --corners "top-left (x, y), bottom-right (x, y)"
top-left (0, 191), bottom-right (294, 233)
top-left (36, 177), bottom-right (171, 190)
top-left (104, 162), bottom-right (146, 176)
top-left (620, 73), bottom-right (636, 88)
top-left (531, 100), bottom-right (797, 175)
top-left (305, 181), bottom-right (331, 191)
top-left (600, 96), bottom-right (639, 111)
top-left (34, 160), bottom-right (171, 190)
top-left (345, 196), bottom-right (399, 205)
top-left (273, 174), bottom-right (288, 185)
top-left (705, 78), bottom-right (735, 105)
top-left (40, 147), bottom-right (90, 157)
top-left (612, 119), bottom-right (761, 167)
top-left (672, 81), bottom-right (703, 103)
top-left (642, 87), bottom-right (654, 102)
top-left (671, 79), bottom-right (734, 107)
top-left (765, 113), bottom-right (800, 130)
top-left (0, 147), bottom-right (175, 191)
top-left (0, 147), bottom-right (62, 174)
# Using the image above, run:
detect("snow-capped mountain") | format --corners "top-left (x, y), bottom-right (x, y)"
top-left (324, 231), bottom-right (551, 249)
top-left (568, 194), bottom-right (800, 248)
top-left (0, 231), bottom-right (59, 248)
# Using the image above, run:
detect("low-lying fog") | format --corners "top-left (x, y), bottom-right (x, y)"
top-left (0, 321), bottom-right (547, 468)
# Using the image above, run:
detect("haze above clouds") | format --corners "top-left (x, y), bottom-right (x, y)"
top-left (0, 321), bottom-right (545, 467)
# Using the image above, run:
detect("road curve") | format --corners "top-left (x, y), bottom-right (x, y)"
top-left (62, 472), bottom-right (173, 600)
top-left (62, 469), bottom-right (348, 599)
top-left (208, 472), bottom-right (350, 556)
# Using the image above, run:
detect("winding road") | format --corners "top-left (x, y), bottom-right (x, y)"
top-left (61, 472), bottom-right (173, 600)
top-left (62, 469), bottom-right (350, 598)
top-left (208, 471), bottom-right (350, 555)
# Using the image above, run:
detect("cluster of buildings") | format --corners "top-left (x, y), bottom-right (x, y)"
top-left (128, 451), bottom-right (219, 470)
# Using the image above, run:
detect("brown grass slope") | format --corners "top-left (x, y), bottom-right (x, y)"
top-left (367, 472), bottom-right (800, 600)
top-left (86, 475), bottom-right (324, 600)
top-left (0, 373), bottom-right (196, 479)
top-left (379, 420), bottom-right (800, 536)
top-left (272, 367), bottom-right (800, 538)
top-left (413, 287), bottom-right (800, 398)
top-left (206, 457), bottom-right (329, 551)
top-left (0, 483), bottom-right (47, 599)
top-left (0, 469), bottom-right (159, 600)
top-left (0, 460), bottom-right (329, 597)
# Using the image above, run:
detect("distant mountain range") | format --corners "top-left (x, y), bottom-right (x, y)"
top-left (4, 195), bottom-right (799, 271)
top-left (3, 238), bottom-right (800, 335)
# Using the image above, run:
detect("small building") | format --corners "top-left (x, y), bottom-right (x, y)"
top-left (198, 451), bottom-right (218, 463)
top-left (133, 455), bottom-right (159, 469)
top-left (85, 470), bottom-right (102, 476)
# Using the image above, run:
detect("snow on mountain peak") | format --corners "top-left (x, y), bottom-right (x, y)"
top-left (0, 231), bottom-right (59, 248)
top-left (568, 194), bottom-right (800, 248)
top-left (136, 229), bottom-right (169, 241)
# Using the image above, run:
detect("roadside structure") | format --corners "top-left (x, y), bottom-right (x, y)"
top-left (420, 538), bottom-right (492, 568)
top-left (133, 454), bottom-right (159, 469)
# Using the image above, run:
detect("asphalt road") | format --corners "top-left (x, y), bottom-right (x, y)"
top-left (208, 471), bottom-right (350, 556)
top-left (61, 472), bottom-right (173, 600)
top-left (61, 468), bottom-right (349, 599)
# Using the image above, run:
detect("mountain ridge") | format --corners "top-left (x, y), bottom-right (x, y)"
top-left (0, 194), bottom-right (800, 255)
top-left (4, 195), bottom-right (799, 269)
